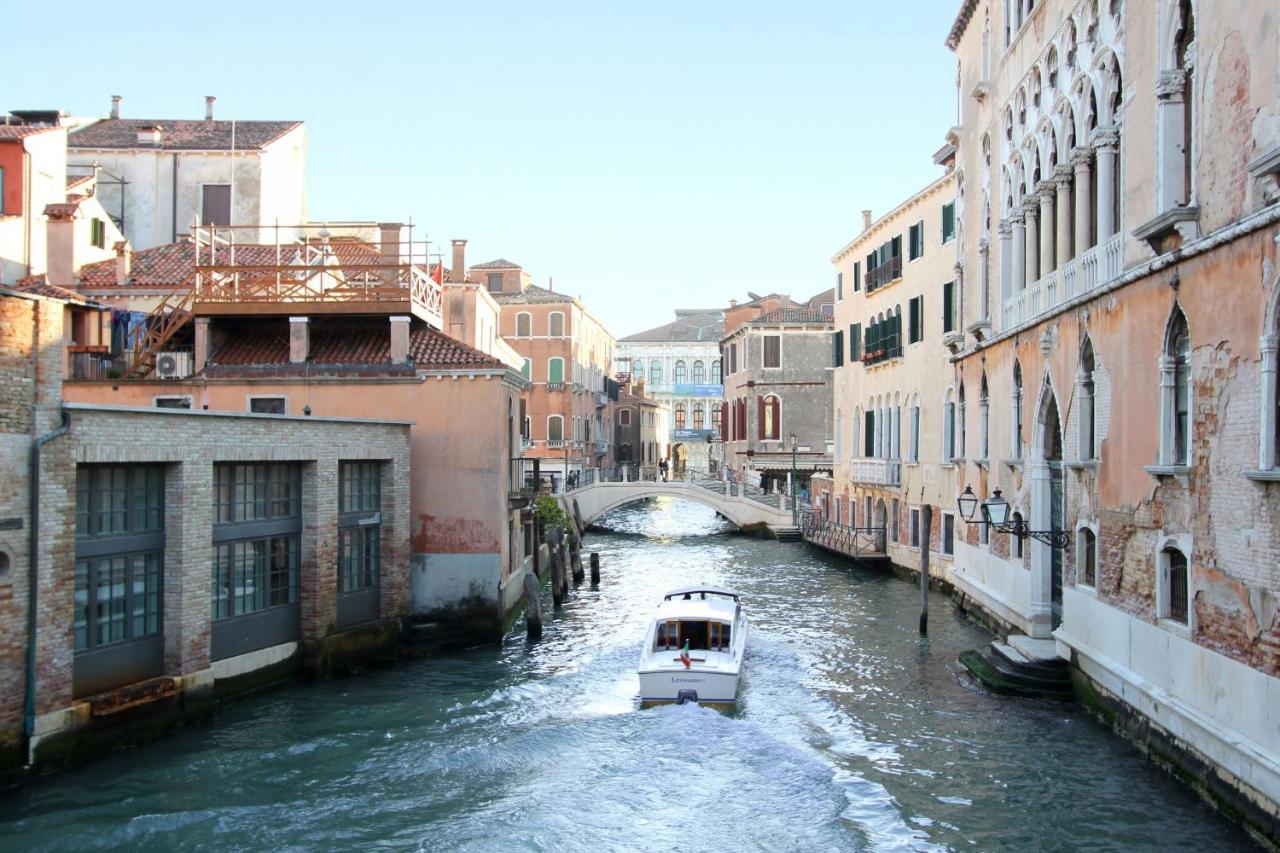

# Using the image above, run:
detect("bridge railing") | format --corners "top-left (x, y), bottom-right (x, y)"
top-left (801, 512), bottom-right (887, 557)
top-left (558, 467), bottom-right (794, 517)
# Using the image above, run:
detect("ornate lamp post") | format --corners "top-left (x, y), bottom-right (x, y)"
top-left (956, 485), bottom-right (1070, 549)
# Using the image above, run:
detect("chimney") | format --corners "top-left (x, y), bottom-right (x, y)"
top-left (136, 124), bottom-right (162, 146)
top-left (110, 95), bottom-right (122, 119)
top-left (289, 316), bottom-right (309, 364)
top-left (114, 240), bottom-right (131, 284)
top-left (44, 204), bottom-right (80, 286)
top-left (450, 239), bottom-right (466, 283)
top-left (378, 223), bottom-right (401, 266)
top-left (390, 316), bottom-right (411, 364)
top-left (861, 209), bottom-right (873, 231)
top-left (729, 299), bottom-right (738, 307)
top-left (205, 95), bottom-right (216, 121)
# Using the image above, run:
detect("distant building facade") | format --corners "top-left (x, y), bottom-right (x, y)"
top-left (616, 310), bottom-right (724, 473)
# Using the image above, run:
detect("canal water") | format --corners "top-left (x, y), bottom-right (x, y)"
top-left (0, 498), bottom-right (1257, 851)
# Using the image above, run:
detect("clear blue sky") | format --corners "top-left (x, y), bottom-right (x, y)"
top-left (7, 0), bottom-right (959, 337)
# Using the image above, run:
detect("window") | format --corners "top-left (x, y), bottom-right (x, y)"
top-left (866, 237), bottom-right (903, 290)
top-left (90, 217), bottom-right (106, 249)
top-left (1162, 546), bottom-right (1190, 624)
top-left (548, 312), bottom-right (565, 337)
top-left (910, 508), bottom-right (921, 547)
top-left (74, 466), bottom-right (164, 654)
top-left (853, 261), bottom-right (861, 293)
top-left (763, 336), bottom-right (781, 368)
top-left (548, 357), bottom-right (564, 384)
top-left (211, 463), bottom-right (301, 629)
top-left (153, 396), bottom-right (191, 410)
top-left (941, 201), bottom-right (956, 243)
top-left (836, 271), bottom-right (844, 300)
top-left (675, 402), bottom-right (687, 429)
top-left (1078, 339), bottom-right (1096, 460)
top-left (1079, 528), bottom-right (1097, 586)
top-left (891, 498), bottom-right (900, 542)
top-left (712, 403), bottom-right (722, 434)
top-left (942, 513), bottom-right (955, 556)
top-left (523, 415), bottom-right (531, 439)
top-left (650, 359), bottom-right (662, 386)
top-left (620, 409), bottom-right (631, 426)
top-left (908, 220), bottom-right (925, 260)
top-left (516, 312), bottom-right (532, 337)
top-left (712, 359), bottom-right (721, 382)
top-left (762, 395), bottom-right (780, 440)
top-left (675, 360), bottom-right (688, 384)
top-left (957, 382), bottom-right (967, 459)
top-left (692, 360), bottom-right (705, 383)
top-left (1010, 512), bottom-right (1024, 558)
top-left (942, 281), bottom-right (956, 334)
top-left (1166, 308), bottom-right (1192, 465)
top-left (548, 415), bottom-right (564, 443)
top-left (849, 323), bottom-right (861, 362)
top-left (249, 396), bottom-right (286, 415)
top-left (338, 462), bottom-right (381, 622)
top-left (693, 404), bottom-right (705, 429)
top-left (521, 358), bottom-right (532, 381)
top-left (908, 295), bottom-right (924, 343)
top-left (1012, 360), bottom-right (1024, 460)
top-left (909, 400), bottom-right (920, 462)
top-left (944, 389), bottom-right (957, 462)
top-left (201, 184), bottom-right (231, 226)
top-left (486, 273), bottom-right (502, 293)
top-left (833, 329), bottom-right (844, 367)
top-left (979, 374), bottom-right (990, 460)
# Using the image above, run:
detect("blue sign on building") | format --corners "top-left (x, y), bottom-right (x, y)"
top-left (673, 429), bottom-right (715, 442)
top-left (673, 383), bottom-right (722, 398)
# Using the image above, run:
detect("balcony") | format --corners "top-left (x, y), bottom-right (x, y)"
top-left (850, 458), bottom-right (901, 486)
top-left (1003, 233), bottom-right (1122, 330)
top-left (508, 457), bottom-right (541, 507)
top-left (547, 381), bottom-right (565, 391)
top-left (865, 256), bottom-right (902, 292)
top-left (190, 223), bottom-right (444, 330)
top-left (67, 347), bottom-right (118, 380)
top-left (861, 335), bottom-right (902, 367)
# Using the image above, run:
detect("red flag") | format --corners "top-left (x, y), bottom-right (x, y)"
top-left (431, 262), bottom-right (444, 284)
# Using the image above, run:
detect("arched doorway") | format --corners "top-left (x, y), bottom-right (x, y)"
top-left (873, 498), bottom-right (888, 552)
top-left (671, 443), bottom-right (689, 474)
top-left (1032, 382), bottom-right (1065, 636)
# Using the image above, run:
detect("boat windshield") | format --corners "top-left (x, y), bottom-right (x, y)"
top-left (654, 620), bottom-right (732, 652)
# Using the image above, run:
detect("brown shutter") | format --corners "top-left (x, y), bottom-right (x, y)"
top-left (770, 397), bottom-right (780, 440)
top-left (757, 395), bottom-right (765, 440)
top-left (720, 402), bottom-right (729, 441)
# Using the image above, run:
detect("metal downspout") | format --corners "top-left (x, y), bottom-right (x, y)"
top-left (24, 410), bottom-right (70, 765)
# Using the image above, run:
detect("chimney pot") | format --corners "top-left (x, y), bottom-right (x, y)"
top-left (861, 209), bottom-right (873, 231)
top-left (205, 96), bottom-right (216, 121)
top-left (449, 239), bottom-right (467, 283)
top-left (110, 95), bottom-right (122, 120)
top-left (114, 241), bottom-right (131, 284)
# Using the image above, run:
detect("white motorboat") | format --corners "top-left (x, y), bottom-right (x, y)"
top-left (637, 586), bottom-right (747, 705)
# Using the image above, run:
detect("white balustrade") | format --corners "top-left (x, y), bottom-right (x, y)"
top-left (1002, 233), bottom-right (1125, 331)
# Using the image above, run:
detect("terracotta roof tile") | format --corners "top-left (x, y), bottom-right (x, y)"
top-left (4, 280), bottom-right (93, 304)
top-left (750, 306), bottom-right (833, 325)
top-left (0, 125), bottom-right (61, 141)
top-left (471, 258), bottom-right (520, 270)
top-left (492, 284), bottom-right (569, 305)
top-left (69, 119), bottom-right (301, 151)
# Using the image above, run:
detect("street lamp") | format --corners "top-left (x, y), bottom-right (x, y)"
top-left (790, 432), bottom-right (798, 527)
top-left (956, 485), bottom-right (1069, 549)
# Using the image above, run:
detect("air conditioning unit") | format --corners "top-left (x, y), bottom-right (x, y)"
top-left (155, 351), bottom-right (193, 379)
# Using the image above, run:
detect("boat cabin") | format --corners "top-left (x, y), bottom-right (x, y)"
top-left (652, 587), bottom-right (740, 653)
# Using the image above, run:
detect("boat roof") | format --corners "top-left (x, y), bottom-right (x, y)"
top-left (663, 586), bottom-right (739, 601)
top-left (654, 595), bottom-right (738, 622)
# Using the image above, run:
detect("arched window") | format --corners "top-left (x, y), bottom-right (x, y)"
top-left (1078, 527), bottom-right (1097, 586)
top-left (547, 415), bottom-right (564, 443)
top-left (909, 395), bottom-right (921, 463)
top-left (619, 442), bottom-right (632, 462)
top-left (763, 395), bottom-right (781, 440)
top-left (1012, 360), bottom-right (1024, 459)
top-left (516, 312), bottom-right (532, 337)
top-left (944, 388), bottom-right (957, 462)
top-left (712, 359), bottom-right (722, 383)
top-left (619, 409), bottom-right (632, 426)
top-left (1010, 511), bottom-right (1024, 558)
top-left (979, 373), bottom-right (990, 460)
top-left (650, 359), bottom-right (662, 386)
top-left (521, 358), bottom-right (531, 381)
top-left (853, 407), bottom-right (862, 459)
top-left (547, 357), bottom-right (564, 384)
top-left (675, 402), bottom-right (686, 429)
top-left (957, 382), bottom-right (967, 459)
top-left (1078, 337), bottom-right (1097, 460)
top-left (692, 404), bottom-right (705, 430)
top-left (548, 312), bottom-right (565, 337)
top-left (674, 360), bottom-right (687, 385)
top-left (692, 360), bottom-right (705, 383)
top-left (1160, 306), bottom-right (1192, 465)
top-left (713, 402), bottom-right (723, 437)
top-left (1160, 545), bottom-right (1190, 624)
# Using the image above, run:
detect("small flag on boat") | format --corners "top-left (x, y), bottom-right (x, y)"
top-left (680, 640), bottom-right (691, 669)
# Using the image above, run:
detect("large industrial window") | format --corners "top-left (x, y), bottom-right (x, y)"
top-left (211, 463), bottom-right (302, 660)
top-left (338, 461), bottom-right (381, 626)
top-left (73, 465), bottom-right (165, 697)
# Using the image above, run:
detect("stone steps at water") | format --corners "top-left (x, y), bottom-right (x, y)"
top-left (960, 640), bottom-right (1075, 700)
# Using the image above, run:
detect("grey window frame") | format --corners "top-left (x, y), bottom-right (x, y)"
top-left (338, 461), bottom-right (382, 626)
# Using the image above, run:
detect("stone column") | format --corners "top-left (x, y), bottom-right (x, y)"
top-left (1010, 213), bottom-right (1027, 293)
top-left (1023, 204), bottom-right (1039, 287)
top-left (1071, 147), bottom-right (1093, 252)
top-left (1037, 182), bottom-right (1056, 276)
top-left (1054, 165), bottom-right (1073, 263)
top-left (1076, 361), bottom-right (1094, 461)
top-left (1260, 335), bottom-right (1278, 470)
top-left (1092, 127), bottom-right (1120, 242)
top-left (978, 237), bottom-right (991, 321)
top-left (1029, 460), bottom-right (1054, 638)
top-left (1158, 354), bottom-right (1177, 465)
top-left (1156, 69), bottom-right (1189, 211)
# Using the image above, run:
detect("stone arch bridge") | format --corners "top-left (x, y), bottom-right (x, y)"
top-left (563, 475), bottom-right (798, 535)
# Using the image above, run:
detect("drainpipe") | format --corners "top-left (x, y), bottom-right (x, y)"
top-left (24, 410), bottom-right (71, 765)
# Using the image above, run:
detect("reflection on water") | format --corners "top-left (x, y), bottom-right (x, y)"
top-left (0, 497), bottom-right (1254, 851)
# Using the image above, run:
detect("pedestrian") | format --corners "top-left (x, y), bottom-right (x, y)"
top-left (659, 459), bottom-right (668, 481)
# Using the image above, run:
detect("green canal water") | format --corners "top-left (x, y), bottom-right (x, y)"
top-left (0, 498), bottom-right (1258, 851)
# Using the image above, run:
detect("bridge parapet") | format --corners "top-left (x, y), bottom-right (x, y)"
top-left (561, 474), bottom-right (797, 535)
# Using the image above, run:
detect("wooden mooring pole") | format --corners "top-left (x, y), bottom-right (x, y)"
top-left (551, 543), bottom-right (566, 608)
top-left (523, 571), bottom-right (542, 639)
top-left (589, 551), bottom-right (600, 586)
top-left (919, 504), bottom-right (932, 635)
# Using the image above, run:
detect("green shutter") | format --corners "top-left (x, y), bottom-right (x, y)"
top-left (833, 330), bottom-right (844, 367)
top-left (864, 411), bottom-right (875, 456)
top-left (850, 323), bottom-right (861, 361)
top-left (943, 282), bottom-right (954, 333)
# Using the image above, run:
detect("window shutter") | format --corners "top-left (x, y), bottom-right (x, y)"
top-left (720, 402), bottom-right (729, 441)
top-left (757, 395), bottom-right (766, 440)
top-left (833, 329), bottom-right (844, 367)
top-left (769, 397), bottom-right (780, 440)
top-left (519, 398), bottom-right (527, 437)
top-left (836, 272), bottom-right (843, 300)
top-left (943, 282), bottom-right (954, 333)
top-left (853, 261), bottom-right (861, 292)
top-left (850, 323), bottom-right (861, 361)
top-left (864, 411), bottom-right (875, 457)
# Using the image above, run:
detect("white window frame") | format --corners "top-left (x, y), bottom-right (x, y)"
top-left (1155, 534), bottom-right (1193, 636)
top-left (247, 394), bottom-right (287, 414)
top-left (1075, 522), bottom-right (1099, 591)
top-left (762, 334), bottom-right (782, 370)
top-left (153, 395), bottom-right (193, 410)
top-left (941, 511), bottom-right (955, 556)
top-left (515, 312), bottom-right (532, 338)
top-left (547, 415), bottom-right (564, 444)
top-left (548, 311), bottom-right (566, 338)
